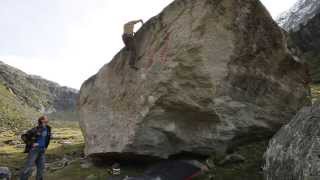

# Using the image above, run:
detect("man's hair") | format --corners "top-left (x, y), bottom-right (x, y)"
top-left (38, 116), bottom-right (47, 125)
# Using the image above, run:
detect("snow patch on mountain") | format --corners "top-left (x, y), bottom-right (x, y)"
top-left (277, 0), bottom-right (320, 31)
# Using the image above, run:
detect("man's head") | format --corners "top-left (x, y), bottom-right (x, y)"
top-left (38, 116), bottom-right (49, 126)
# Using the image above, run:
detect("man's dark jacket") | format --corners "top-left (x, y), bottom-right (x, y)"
top-left (21, 125), bottom-right (52, 153)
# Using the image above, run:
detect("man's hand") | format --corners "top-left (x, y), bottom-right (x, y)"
top-left (32, 143), bottom-right (39, 147)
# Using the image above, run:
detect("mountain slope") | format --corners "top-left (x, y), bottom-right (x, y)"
top-left (0, 61), bottom-right (78, 129)
top-left (0, 82), bottom-right (36, 129)
top-left (277, 0), bottom-right (320, 83)
top-left (289, 13), bottom-right (320, 83)
top-left (277, 0), bottom-right (320, 32)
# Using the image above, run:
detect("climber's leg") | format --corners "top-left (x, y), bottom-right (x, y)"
top-left (122, 34), bottom-right (138, 70)
top-left (122, 34), bottom-right (131, 51)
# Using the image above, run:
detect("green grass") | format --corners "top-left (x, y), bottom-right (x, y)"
top-left (0, 124), bottom-right (146, 180)
top-left (0, 125), bottom-right (83, 177)
top-left (1, 82), bottom-right (319, 179)
top-left (45, 159), bottom-right (145, 180)
top-left (0, 83), bottom-right (39, 130)
top-left (45, 159), bottom-right (108, 180)
top-left (304, 52), bottom-right (320, 83)
top-left (195, 140), bottom-right (267, 180)
top-left (311, 84), bottom-right (320, 103)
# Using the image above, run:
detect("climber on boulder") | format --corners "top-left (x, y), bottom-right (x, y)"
top-left (122, 19), bottom-right (144, 70)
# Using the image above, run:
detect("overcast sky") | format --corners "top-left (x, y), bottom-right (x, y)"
top-left (0, 0), bottom-right (297, 89)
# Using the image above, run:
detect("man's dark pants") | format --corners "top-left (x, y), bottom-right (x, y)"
top-left (20, 147), bottom-right (45, 180)
top-left (122, 33), bottom-right (137, 68)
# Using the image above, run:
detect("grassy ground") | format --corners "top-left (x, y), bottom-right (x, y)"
top-left (0, 123), bottom-right (146, 180)
top-left (311, 84), bottom-right (320, 103)
top-left (0, 123), bottom-right (268, 180)
top-left (1, 84), bottom-right (319, 180)
top-left (195, 140), bottom-right (267, 180)
top-left (0, 125), bottom-right (85, 179)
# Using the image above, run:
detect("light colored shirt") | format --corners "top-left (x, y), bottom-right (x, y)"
top-left (123, 20), bottom-right (141, 35)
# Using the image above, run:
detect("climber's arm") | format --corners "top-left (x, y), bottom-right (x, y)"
top-left (128, 19), bottom-right (144, 25)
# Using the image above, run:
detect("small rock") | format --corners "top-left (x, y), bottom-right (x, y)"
top-left (15, 144), bottom-right (25, 149)
top-left (4, 140), bottom-right (18, 146)
top-left (218, 154), bottom-right (245, 166)
top-left (60, 140), bottom-right (72, 145)
top-left (183, 160), bottom-right (209, 172)
top-left (61, 157), bottom-right (71, 166)
top-left (0, 167), bottom-right (11, 180)
top-left (45, 163), bottom-right (51, 171)
top-left (80, 160), bottom-right (93, 169)
top-left (51, 134), bottom-right (59, 139)
top-left (205, 159), bottom-right (216, 169)
top-left (86, 174), bottom-right (97, 180)
top-left (31, 167), bottom-right (36, 177)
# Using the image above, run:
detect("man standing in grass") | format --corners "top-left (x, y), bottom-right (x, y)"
top-left (20, 116), bottom-right (52, 180)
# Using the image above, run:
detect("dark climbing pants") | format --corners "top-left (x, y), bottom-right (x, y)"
top-left (20, 147), bottom-right (45, 180)
top-left (122, 33), bottom-right (137, 67)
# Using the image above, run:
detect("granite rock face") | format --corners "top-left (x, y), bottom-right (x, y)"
top-left (79, 0), bottom-right (310, 159)
top-left (264, 104), bottom-right (320, 180)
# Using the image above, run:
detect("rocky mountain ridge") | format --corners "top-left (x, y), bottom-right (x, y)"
top-left (277, 0), bottom-right (320, 32)
top-left (0, 61), bottom-right (78, 128)
top-left (277, 0), bottom-right (320, 83)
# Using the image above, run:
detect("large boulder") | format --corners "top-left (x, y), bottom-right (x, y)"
top-left (264, 104), bottom-right (320, 180)
top-left (79, 0), bottom-right (310, 159)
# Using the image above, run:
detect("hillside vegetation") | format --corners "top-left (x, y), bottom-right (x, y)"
top-left (0, 61), bottom-right (78, 129)
top-left (0, 82), bottom-right (39, 130)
